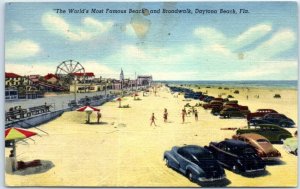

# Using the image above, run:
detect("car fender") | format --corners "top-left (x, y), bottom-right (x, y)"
top-left (163, 152), bottom-right (180, 168)
top-left (186, 164), bottom-right (203, 177)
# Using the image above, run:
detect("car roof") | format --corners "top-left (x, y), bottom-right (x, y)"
top-left (178, 145), bottom-right (209, 155)
top-left (254, 124), bottom-right (282, 128)
top-left (240, 133), bottom-right (268, 140)
top-left (257, 109), bottom-right (276, 112)
top-left (265, 113), bottom-right (284, 116)
top-left (223, 139), bottom-right (250, 148)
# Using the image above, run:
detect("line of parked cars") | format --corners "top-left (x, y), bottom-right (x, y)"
top-left (163, 125), bottom-right (295, 184)
top-left (178, 87), bottom-right (296, 127)
top-left (164, 86), bottom-right (297, 184)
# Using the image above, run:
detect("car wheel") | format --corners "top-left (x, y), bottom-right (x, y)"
top-left (228, 114), bottom-right (231, 118)
top-left (187, 171), bottom-right (194, 182)
top-left (232, 165), bottom-right (240, 173)
top-left (164, 158), bottom-right (170, 167)
top-left (295, 149), bottom-right (298, 156)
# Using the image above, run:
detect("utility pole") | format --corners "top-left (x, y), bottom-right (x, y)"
top-left (74, 76), bottom-right (77, 104)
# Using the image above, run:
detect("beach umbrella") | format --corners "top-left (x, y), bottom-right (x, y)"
top-left (76, 105), bottom-right (100, 112)
top-left (5, 127), bottom-right (37, 141)
top-left (5, 127), bottom-right (37, 170)
top-left (76, 106), bottom-right (100, 123)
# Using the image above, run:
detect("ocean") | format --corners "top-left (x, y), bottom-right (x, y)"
top-left (157, 80), bottom-right (298, 89)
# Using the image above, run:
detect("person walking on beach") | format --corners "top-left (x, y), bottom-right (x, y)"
top-left (97, 111), bottom-right (102, 124)
top-left (163, 108), bottom-right (168, 123)
top-left (150, 113), bottom-right (157, 126)
top-left (194, 109), bottom-right (198, 121)
top-left (182, 109), bottom-right (186, 123)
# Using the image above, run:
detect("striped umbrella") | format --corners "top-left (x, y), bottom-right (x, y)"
top-left (5, 127), bottom-right (37, 141)
top-left (76, 106), bottom-right (100, 123)
top-left (76, 106), bottom-right (100, 112)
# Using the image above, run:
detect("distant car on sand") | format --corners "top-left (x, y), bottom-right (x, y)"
top-left (163, 145), bottom-right (226, 182)
top-left (219, 107), bottom-right (245, 118)
top-left (232, 133), bottom-right (281, 160)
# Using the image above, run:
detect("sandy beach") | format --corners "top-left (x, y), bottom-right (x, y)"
top-left (5, 85), bottom-right (298, 187)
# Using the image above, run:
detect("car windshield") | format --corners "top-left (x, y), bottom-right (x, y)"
top-left (192, 152), bottom-right (214, 161)
top-left (257, 139), bottom-right (270, 143)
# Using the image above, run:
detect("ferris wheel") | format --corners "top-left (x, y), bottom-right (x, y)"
top-left (55, 60), bottom-right (85, 85)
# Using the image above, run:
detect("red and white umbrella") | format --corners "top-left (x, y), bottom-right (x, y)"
top-left (76, 106), bottom-right (100, 112)
top-left (76, 106), bottom-right (100, 123)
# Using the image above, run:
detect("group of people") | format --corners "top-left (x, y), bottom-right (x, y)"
top-left (182, 107), bottom-right (198, 123)
top-left (150, 107), bottom-right (199, 126)
top-left (150, 108), bottom-right (168, 126)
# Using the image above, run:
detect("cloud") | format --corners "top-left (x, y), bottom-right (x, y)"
top-left (81, 61), bottom-right (119, 78)
top-left (194, 27), bottom-right (226, 45)
top-left (6, 61), bottom-right (119, 79)
top-left (5, 62), bottom-right (54, 76)
top-left (42, 12), bottom-right (113, 41)
top-left (6, 40), bottom-right (41, 60)
top-left (151, 71), bottom-right (200, 80)
top-left (229, 60), bottom-right (297, 79)
top-left (246, 29), bottom-right (296, 60)
top-left (11, 22), bottom-right (25, 33)
top-left (233, 24), bottom-right (272, 48)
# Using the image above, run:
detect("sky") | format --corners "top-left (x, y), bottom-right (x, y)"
top-left (5, 2), bottom-right (298, 80)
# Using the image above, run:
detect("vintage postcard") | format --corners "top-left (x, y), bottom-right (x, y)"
top-left (4, 2), bottom-right (298, 187)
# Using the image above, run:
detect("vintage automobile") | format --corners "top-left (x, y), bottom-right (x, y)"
top-left (283, 137), bottom-right (297, 156)
top-left (248, 113), bottom-right (295, 128)
top-left (224, 100), bottom-right (238, 105)
top-left (247, 109), bottom-right (278, 121)
top-left (203, 101), bottom-right (223, 110)
top-left (206, 139), bottom-right (266, 173)
top-left (232, 133), bottom-right (281, 160)
top-left (163, 145), bottom-right (226, 182)
top-left (203, 96), bottom-right (215, 103)
top-left (219, 107), bottom-right (245, 118)
top-left (236, 124), bottom-right (293, 143)
top-left (211, 106), bottom-right (223, 116)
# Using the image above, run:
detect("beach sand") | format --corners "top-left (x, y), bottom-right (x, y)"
top-left (5, 85), bottom-right (298, 187)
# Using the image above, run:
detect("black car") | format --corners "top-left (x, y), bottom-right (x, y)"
top-left (206, 139), bottom-right (266, 173)
top-left (164, 145), bottom-right (226, 182)
top-left (219, 107), bottom-right (245, 118)
top-left (249, 113), bottom-right (295, 128)
top-left (211, 107), bottom-right (223, 116)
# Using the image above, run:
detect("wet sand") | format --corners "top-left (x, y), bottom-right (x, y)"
top-left (5, 85), bottom-right (298, 187)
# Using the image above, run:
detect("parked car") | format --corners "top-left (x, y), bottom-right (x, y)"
top-left (224, 100), bottom-right (238, 105)
top-left (211, 106), bottom-right (223, 116)
top-left (249, 113), bottom-right (295, 128)
top-left (206, 139), bottom-right (266, 173)
top-left (203, 96), bottom-right (214, 103)
top-left (247, 109), bottom-right (278, 121)
top-left (232, 133), bottom-right (281, 160)
top-left (199, 95), bottom-right (208, 101)
top-left (283, 137), bottom-right (297, 156)
top-left (203, 101), bottom-right (223, 109)
top-left (236, 124), bottom-right (293, 143)
top-left (163, 145), bottom-right (226, 182)
top-left (219, 107), bottom-right (245, 118)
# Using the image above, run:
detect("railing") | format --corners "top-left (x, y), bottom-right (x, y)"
top-left (5, 104), bottom-right (54, 122)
